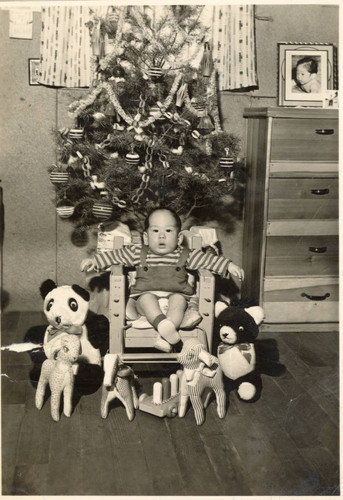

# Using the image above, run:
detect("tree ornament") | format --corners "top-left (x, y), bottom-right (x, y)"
top-left (105, 102), bottom-right (116, 117)
top-left (204, 138), bottom-right (212, 156)
top-left (149, 106), bottom-right (163, 119)
top-left (112, 61), bottom-right (125, 79)
top-left (148, 66), bottom-right (164, 79)
top-left (198, 114), bottom-right (214, 134)
top-left (92, 201), bottom-right (113, 220)
top-left (176, 83), bottom-right (187, 107)
top-left (107, 7), bottom-right (119, 22)
top-left (199, 42), bottom-right (213, 77)
top-left (190, 97), bottom-right (205, 113)
top-left (68, 128), bottom-right (84, 140)
top-left (125, 145), bottom-right (140, 166)
top-left (71, 227), bottom-right (89, 247)
top-left (56, 205), bottom-right (75, 219)
top-left (191, 130), bottom-right (201, 140)
top-left (90, 175), bottom-right (106, 191)
top-left (219, 148), bottom-right (235, 177)
top-left (93, 112), bottom-right (106, 122)
top-left (113, 122), bottom-right (125, 131)
top-left (49, 171), bottom-right (70, 185)
top-left (91, 19), bottom-right (105, 59)
top-left (171, 146), bottom-right (183, 155)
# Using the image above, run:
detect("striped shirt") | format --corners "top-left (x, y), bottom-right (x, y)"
top-left (94, 245), bottom-right (231, 277)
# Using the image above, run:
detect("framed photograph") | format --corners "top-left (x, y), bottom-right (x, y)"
top-left (28, 58), bottom-right (41, 85)
top-left (278, 42), bottom-right (335, 107)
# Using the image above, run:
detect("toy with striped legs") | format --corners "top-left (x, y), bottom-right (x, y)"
top-left (177, 338), bottom-right (226, 425)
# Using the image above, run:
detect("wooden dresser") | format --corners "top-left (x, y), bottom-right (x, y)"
top-left (242, 107), bottom-right (339, 331)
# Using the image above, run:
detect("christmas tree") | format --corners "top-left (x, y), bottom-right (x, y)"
top-left (49, 5), bottom-right (243, 233)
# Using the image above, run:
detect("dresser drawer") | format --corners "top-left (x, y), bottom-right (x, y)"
top-left (268, 178), bottom-right (338, 219)
top-left (265, 235), bottom-right (338, 277)
top-left (270, 118), bottom-right (338, 162)
top-left (263, 277), bottom-right (339, 323)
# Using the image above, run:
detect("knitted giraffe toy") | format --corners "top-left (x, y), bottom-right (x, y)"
top-left (177, 338), bottom-right (226, 425)
top-left (35, 334), bottom-right (81, 421)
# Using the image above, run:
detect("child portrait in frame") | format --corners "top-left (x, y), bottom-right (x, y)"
top-left (278, 42), bottom-right (334, 107)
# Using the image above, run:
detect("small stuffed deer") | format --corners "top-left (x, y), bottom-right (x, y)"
top-left (101, 353), bottom-right (139, 421)
top-left (35, 334), bottom-right (81, 422)
top-left (177, 338), bottom-right (226, 425)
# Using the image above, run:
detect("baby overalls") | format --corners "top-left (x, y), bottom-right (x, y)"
top-left (130, 245), bottom-right (194, 297)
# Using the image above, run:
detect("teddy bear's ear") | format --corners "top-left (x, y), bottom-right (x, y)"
top-left (40, 279), bottom-right (57, 299)
top-left (215, 301), bottom-right (229, 317)
top-left (72, 284), bottom-right (90, 302)
top-left (244, 306), bottom-right (265, 326)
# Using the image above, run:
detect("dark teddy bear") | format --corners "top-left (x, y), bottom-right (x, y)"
top-left (215, 302), bottom-right (265, 402)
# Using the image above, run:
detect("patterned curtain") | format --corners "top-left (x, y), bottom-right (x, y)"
top-left (39, 6), bottom-right (92, 87)
top-left (212, 5), bottom-right (258, 91)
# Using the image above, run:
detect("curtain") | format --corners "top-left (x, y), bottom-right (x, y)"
top-left (212, 5), bottom-right (258, 91)
top-left (39, 6), bottom-right (92, 87)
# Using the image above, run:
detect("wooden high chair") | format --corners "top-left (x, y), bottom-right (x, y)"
top-left (108, 235), bottom-right (215, 363)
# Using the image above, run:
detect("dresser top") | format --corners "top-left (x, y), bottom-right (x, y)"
top-left (243, 107), bottom-right (338, 119)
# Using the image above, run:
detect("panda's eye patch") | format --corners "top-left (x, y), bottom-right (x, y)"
top-left (69, 298), bottom-right (78, 311)
top-left (46, 299), bottom-right (54, 312)
top-left (239, 326), bottom-right (244, 331)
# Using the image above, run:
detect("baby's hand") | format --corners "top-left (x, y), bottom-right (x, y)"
top-left (80, 258), bottom-right (96, 272)
top-left (228, 262), bottom-right (245, 281)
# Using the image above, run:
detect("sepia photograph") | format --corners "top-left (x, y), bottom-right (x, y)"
top-left (278, 42), bottom-right (335, 106)
top-left (0, 1), bottom-right (339, 497)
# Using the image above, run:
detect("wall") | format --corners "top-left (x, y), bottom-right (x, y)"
top-left (0, 4), bottom-right (339, 311)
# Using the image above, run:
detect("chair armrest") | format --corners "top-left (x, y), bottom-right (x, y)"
top-left (109, 265), bottom-right (125, 353)
top-left (197, 268), bottom-right (215, 351)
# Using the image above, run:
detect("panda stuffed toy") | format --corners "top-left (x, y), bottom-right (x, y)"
top-left (215, 302), bottom-right (264, 402)
top-left (40, 279), bottom-right (101, 366)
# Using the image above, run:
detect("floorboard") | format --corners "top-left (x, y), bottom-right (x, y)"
top-left (1, 312), bottom-right (340, 496)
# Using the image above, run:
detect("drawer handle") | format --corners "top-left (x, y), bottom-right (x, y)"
top-left (315, 129), bottom-right (334, 135)
top-left (311, 188), bottom-right (329, 195)
top-left (301, 292), bottom-right (330, 301)
top-left (309, 246), bottom-right (327, 253)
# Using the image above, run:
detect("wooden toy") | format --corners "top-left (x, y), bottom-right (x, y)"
top-left (138, 370), bottom-right (183, 418)
top-left (101, 353), bottom-right (139, 421)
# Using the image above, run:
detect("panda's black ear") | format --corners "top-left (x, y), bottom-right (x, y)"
top-left (72, 284), bottom-right (90, 302)
top-left (40, 279), bottom-right (57, 299)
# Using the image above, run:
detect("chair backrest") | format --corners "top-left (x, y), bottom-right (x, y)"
top-left (112, 234), bottom-right (203, 251)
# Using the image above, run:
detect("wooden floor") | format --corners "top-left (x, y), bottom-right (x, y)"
top-left (1, 311), bottom-right (340, 496)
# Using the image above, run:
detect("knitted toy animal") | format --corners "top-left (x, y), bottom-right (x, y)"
top-left (177, 338), bottom-right (226, 425)
top-left (40, 279), bottom-right (101, 366)
top-left (100, 353), bottom-right (139, 421)
top-left (35, 334), bottom-right (81, 421)
top-left (215, 302), bottom-right (264, 402)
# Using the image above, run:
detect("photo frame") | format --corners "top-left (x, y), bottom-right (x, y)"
top-left (278, 42), bottom-right (335, 107)
top-left (28, 58), bottom-right (41, 85)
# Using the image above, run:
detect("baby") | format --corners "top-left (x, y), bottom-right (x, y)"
top-left (81, 208), bottom-right (244, 353)
top-left (294, 57), bottom-right (320, 93)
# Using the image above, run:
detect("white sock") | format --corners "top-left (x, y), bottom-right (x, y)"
top-left (157, 319), bottom-right (180, 345)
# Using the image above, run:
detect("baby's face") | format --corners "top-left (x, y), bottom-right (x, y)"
top-left (296, 64), bottom-right (315, 85)
top-left (144, 210), bottom-right (181, 255)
